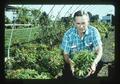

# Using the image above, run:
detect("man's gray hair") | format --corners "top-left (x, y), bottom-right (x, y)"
top-left (73, 10), bottom-right (89, 20)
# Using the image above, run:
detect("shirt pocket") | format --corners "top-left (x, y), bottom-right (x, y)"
top-left (70, 43), bottom-right (79, 53)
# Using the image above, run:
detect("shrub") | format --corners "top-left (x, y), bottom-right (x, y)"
top-left (37, 47), bottom-right (64, 78)
top-left (9, 43), bottom-right (64, 79)
top-left (10, 43), bottom-right (49, 69)
top-left (5, 68), bottom-right (53, 79)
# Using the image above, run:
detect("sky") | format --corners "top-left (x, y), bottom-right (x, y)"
top-left (5, 4), bottom-right (115, 21)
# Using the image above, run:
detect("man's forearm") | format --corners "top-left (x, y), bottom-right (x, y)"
top-left (93, 45), bottom-right (103, 65)
top-left (63, 53), bottom-right (75, 74)
top-left (63, 53), bottom-right (70, 64)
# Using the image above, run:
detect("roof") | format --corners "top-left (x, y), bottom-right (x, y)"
top-left (5, 5), bottom-right (17, 11)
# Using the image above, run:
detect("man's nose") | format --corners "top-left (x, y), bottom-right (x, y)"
top-left (79, 25), bottom-right (83, 28)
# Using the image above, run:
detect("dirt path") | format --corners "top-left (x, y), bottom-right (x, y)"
top-left (97, 30), bottom-right (115, 77)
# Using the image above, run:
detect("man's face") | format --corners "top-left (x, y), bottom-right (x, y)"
top-left (74, 15), bottom-right (89, 33)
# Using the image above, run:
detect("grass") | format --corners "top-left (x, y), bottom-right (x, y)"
top-left (5, 27), bottom-right (41, 57)
top-left (5, 27), bottom-right (41, 48)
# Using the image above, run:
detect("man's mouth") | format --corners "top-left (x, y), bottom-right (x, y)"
top-left (79, 28), bottom-right (85, 31)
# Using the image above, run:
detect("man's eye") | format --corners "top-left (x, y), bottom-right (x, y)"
top-left (76, 22), bottom-right (85, 25)
top-left (81, 22), bottom-right (85, 24)
top-left (76, 23), bottom-right (80, 24)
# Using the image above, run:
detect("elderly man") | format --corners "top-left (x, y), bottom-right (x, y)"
top-left (61, 10), bottom-right (103, 78)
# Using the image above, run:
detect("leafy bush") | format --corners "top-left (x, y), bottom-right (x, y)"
top-left (5, 57), bottom-right (15, 70)
top-left (6, 69), bottom-right (38, 79)
top-left (37, 47), bottom-right (64, 77)
top-left (90, 21), bottom-right (110, 39)
top-left (47, 47), bottom-right (64, 77)
top-left (36, 21), bottom-right (69, 48)
top-left (5, 68), bottom-right (53, 79)
top-left (10, 43), bottom-right (39, 69)
top-left (72, 50), bottom-right (96, 79)
top-left (5, 16), bottom-right (12, 24)
top-left (35, 72), bottom-right (53, 79)
top-left (9, 43), bottom-right (64, 79)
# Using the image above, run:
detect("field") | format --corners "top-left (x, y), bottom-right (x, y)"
top-left (5, 27), bottom-right (115, 78)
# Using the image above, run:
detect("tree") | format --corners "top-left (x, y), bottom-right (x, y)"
top-left (38, 11), bottom-right (50, 26)
top-left (90, 14), bottom-right (99, 22)
top-left (5, 16), bottom-right (11, 24)
top-left (87, 11), bottom-right (92, 20)
top-left (61, 14), bottom-right (73, 28)
top-left (16, 7), bottom-right (31, 24)
top-left (31, 9), bottom-right (42, 26)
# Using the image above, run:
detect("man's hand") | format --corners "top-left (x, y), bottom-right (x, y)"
top-left (87, 63), bottom-right (97, 76)
top-left (87, 44), bottom-right (103, 76)
top-left (63, 53), bottom-right (75, 74)
top-left (69, 58), bottom-right (75, 74)
top-left (63, 53), bottom-right (70, 64)
top-left (69, 58), bottom-right (75, 65)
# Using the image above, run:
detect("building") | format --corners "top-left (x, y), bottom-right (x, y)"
top-left (5, 5), bottom-right (17, 11)
top-left (5, 5), bottom-right (18, 21)
top-left (5, 5), bottom-right (32, 28)
top-left (101, 14), bottom-right (113, 24)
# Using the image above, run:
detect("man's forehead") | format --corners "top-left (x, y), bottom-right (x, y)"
top-left (75, 15), bottom-right (89, 22)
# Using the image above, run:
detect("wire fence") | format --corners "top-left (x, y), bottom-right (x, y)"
top-left (5, 5), bottom-right (114, 59)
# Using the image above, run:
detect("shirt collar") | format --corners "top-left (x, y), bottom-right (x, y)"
top-left (85, 27), bottom-right (89, 35)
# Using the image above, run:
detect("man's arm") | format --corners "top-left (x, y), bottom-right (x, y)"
top-left (63, 53), bottom-right (75, 65)
top-left (93, 44), bottom-right (103, 66)
top-left (63, 53), bottom-right (70, 64)
top-left (63, 53), bottom-right (75, 74)
top-left (88, 27), bottom-right (103, 75)
top-left (88, 44), bottom-right (103, 75)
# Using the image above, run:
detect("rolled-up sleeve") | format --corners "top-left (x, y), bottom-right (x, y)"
top-left (61, 34), bottom-right (71, 54)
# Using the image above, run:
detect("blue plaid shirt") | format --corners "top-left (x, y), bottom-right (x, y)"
top-left (61, 25), bottom-right (102, 57)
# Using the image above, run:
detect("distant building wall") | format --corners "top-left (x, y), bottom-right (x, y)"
top-left (101, 14), bottom-right (112, 24)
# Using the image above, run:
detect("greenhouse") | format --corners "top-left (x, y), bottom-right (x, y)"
top-left (5, 4), bottom-right (115, 79)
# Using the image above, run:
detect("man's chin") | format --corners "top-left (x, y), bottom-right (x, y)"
top-left (77, 28), bottom-right (86, 33)
top-left (80, 30), bottom-right (85, 33)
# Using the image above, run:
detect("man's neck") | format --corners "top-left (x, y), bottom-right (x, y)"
top-left (78, 30), bottom-right (85, 38)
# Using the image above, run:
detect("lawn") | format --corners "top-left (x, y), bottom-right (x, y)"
top-left (5, 27), bottom-right (41, 47)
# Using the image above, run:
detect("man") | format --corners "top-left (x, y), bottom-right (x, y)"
top-left (61, 10), bottom-right (103, 78)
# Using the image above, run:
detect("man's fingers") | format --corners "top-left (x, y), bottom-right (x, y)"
top-left (86, 68), bottom-right (92, 76)
top-left (89, 68), bottom-right (95, 74)
top-left (87, 67), bottom-right (95, 77)
top-left (89, 63), bottom-right (96, 75)
top-left (91, 70), bottom-right (95, 74)
top-left (69, 59), bottom-right (75, 65)
top-left (87, 71), bottom-right (92, 76)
